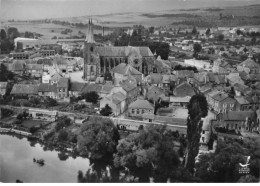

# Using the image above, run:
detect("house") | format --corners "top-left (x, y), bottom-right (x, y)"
top-left (111, 63), bottom-right (143, 84)
top-left (38, 83), bottom-right (58, 99)
top-left (213, 111), bottom-right (257, 133)
top-left (57, 78), bottom-right (69, 99)
top-left (11, 84), bottom-right (39, 97)
top-left (192, 72), bottom-right (207, 88)
top-left (26, 64), bottom-right (43, 78)
top-left (128, 99), bottom-right (154, 119)
top-left (155, 56), bottom-right (171, 74)
top-left (50, 71), bottom-right (63, 85)
top-left (7, 60), bottom-right (27, 75)
top-left (212, 58), bottom-right (233, 74)
top-left (100, 92), bottom-right (127, 116)
top-left (237, 57), bottom-right (260, 74)
top-left (69, 82), bottom-right (86, 97)
top-left (207, 91), bottom-right (236, 113)
top-left (173, 82), bottom-right (195, 97)
top-left (170, 96), bottom-right (190, 108)
top-left (146, 85), bottom-right (164, 102)
top-left (148, 73), bottom-right (163, 88)
top-left (29, 108), bottom-right (57, 122)
top-left (120, 79), bottom-right (139, 105)
top-left (0, 82), bottom-right (8, 96)
top-left (226, 73), bottom-right (245, 86)
top-left (173, 70), bottom-right (194, 79)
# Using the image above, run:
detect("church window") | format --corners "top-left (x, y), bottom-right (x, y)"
top-left (91, 56), bottom-right (94, 62)
top-left (90, 46), bottom-right (94, 52)
top-left (137, 109), bottom-right (140, 114)
top-left (90, 66), bottom-right (94, 72)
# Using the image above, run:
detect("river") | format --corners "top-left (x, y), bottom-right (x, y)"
top-left (0, 135), bottom-right (90, 183)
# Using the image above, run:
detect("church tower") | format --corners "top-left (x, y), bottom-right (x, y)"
top-left (83, 18), bottom-right (97, 81)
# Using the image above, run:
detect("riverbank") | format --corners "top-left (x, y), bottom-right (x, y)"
top-left (0, 127), bottom-right (32, 136)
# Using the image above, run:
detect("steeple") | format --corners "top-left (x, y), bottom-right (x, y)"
top-left (85, 18), bottom-right (95, 43)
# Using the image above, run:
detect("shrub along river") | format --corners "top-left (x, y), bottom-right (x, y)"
top-left (0, 134), bottom-right (89, 183)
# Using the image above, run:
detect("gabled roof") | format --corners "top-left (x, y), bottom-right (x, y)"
top-left (100, 85), bottom-right (114, 94)
top-left (81, 83), bottom-right (102, 94)
top-left (120, 80), bottom-right (137, 92)
top-left (212, 92), bottom-right (229, 102)
top-left (95, 46), bottom-right (153, 57)
top-left (150, 73), bottom-right (163, 84)
top-left (11, 84), bottom-right (38, 95)
top-left (234, 96), bottom-right (250, 105)
top-left (38, 83), bottom-right (57, 92)
top-left (70, 82), bottom-right (86, 92)
top-left (26, 64), bottom-right (43, 71)
top-left (104, 91), bottom-right (126, 105)
top-left (174, 82), bottom-right (195, 97)
top-left (128, 99), bottom-right (154, 110)
top-left (223, 111), bottom-right (256, 121)
top-left (111, 63), bottom-right (142, 76)
top-left (57, 78), bottom-right (69, 88)
top-left (174, 70), bottom-right (194, 78)
top-left (239, 58), bottom-right (260, 69)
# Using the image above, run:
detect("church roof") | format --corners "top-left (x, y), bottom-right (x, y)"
top-left (85, 19), bottom-right (95, 43)
top-left (95, 46), bottom-right (153, 57)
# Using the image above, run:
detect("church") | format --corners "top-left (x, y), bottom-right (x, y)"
top-left (83, 19), bottom-right (156, 81)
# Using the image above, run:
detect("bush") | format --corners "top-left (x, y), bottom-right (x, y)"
top-left (29, 126), bottom-right (38, 133)
top-left (58, 129), bottom-right (69, 141)
top-left (83, 91), bottom-right (99, 104)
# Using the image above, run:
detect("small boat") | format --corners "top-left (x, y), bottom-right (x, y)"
top-left (33, 158), bottom-right (45, 166)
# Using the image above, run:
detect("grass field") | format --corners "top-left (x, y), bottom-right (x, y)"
top-left (21, 120), bottom-right (49, 129)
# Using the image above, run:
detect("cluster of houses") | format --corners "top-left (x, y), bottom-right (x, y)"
top-left (1, 23), bottom-right (260, 150)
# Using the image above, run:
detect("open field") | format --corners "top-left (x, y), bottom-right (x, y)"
top-left (1, 4), bottom-right (260, 39)
top-left (1, 22), bottom-right (112, 40)
top-left (55, 4), bottom-right (260, 28)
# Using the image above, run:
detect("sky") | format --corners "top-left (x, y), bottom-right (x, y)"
top-left (1, 0), bottom-right (260, 20)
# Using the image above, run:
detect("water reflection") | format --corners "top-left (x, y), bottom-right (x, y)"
top-left (0, 135), bottom-right (89, 183)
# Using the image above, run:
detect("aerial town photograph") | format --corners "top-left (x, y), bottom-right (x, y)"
top-left (0, 0), bottom-right (260, 183)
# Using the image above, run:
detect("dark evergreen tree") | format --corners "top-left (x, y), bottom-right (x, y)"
top-left (185, 94), bottom-right (208, 175)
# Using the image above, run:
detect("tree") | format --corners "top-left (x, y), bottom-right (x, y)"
top-left (251, 36), bottom-right (256, 45)
top-left (0, 63), bottom-right (14, 81)
top-left (77, 117), bottom-right (120, 161)
top-left (196, 138), bottom-right (260, 182)
top-left (100, 104), bottom-right (113, 116)
top-left (218, 34), bottom-right (224, 41)
top-left (193, 43), bottom-right (202, 58)
top-left (7, 27), bottom-right (20, 40)
top-left (185, 94), bottom-right (208, 175)
top-left (236, 29), bottom-right (243, 36)
top-left (83, 91), bottom-right (99, 104)
top-left (191, 27), bottom-right (197, 35)
top-left (237, 175), bottom-right (259, 183)
top-left (0, 29), bottom-right (7, 40)
top-left (55, 116), bottom-right (71, 131)
top-left (58, 129), bottom-right (69, 141)
top-left (114, 125), bottom-right (180, 182)
top-left (205, 28), bottom-right (211, 36)
top-left (228, 87), bottom-right (235, 98)
top-left (45, 97), bottom-right (58, 107)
